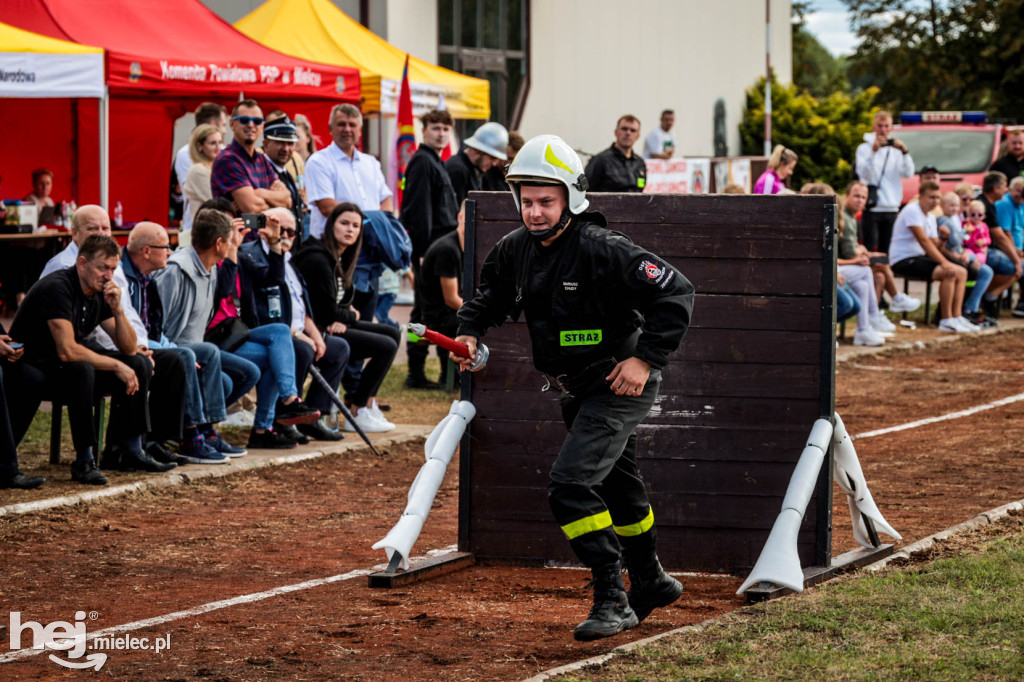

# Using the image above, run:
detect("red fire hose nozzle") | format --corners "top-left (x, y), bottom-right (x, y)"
top-left (407, 323), bottom-right (489, 372)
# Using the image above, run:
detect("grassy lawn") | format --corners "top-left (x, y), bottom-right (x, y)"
top-left (558, 514), bottom-right (1024, 681)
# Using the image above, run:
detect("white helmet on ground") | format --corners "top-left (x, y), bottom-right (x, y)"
top-left (464, 122), bottom-right (509, 160)
top-left (506, 134), bottom-right (590, 215)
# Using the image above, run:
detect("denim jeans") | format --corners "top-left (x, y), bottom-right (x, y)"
top-left (964, 255), bottom-right (994, 314)
top-left (836, 283), bottom-right (861, 323)
top-left (178, 341), bottom-right (226, 424)
top-left (220, 352), bottom-right (260, 410)
top-left (231, 323), bottom-right (298, 430)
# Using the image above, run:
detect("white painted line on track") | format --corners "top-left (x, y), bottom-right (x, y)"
top-left (0, 544), bottom-right (458, 665)
top-left (851, 363), bottom-right (1024, 376)
top-left (853, 391), bottom-right (1024, 440)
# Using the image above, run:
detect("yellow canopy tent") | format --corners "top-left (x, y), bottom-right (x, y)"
top-left (235, 0), bottom-right (490, 119)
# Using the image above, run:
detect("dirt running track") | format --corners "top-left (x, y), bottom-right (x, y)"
top-left (2, 332), bottom-right (1024, 680)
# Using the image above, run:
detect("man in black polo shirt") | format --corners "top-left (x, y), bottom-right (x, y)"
top-left (416, 203), bottom-right (465, 385)
top-left (990, 128), bottom-right (1024, 182)
top-left (585, 115), bottom-right (647, 193)
top-left (7, 235), bottom-right (154, 485)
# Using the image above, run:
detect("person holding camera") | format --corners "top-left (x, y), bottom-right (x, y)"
top-left (855, 110), bottom-right (915, 254)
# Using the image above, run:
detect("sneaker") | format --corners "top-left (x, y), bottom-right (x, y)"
top-left (1013, 301), bottom-right (1024, 318)
top-left (147, 441), bottom-right (189, 466)
top-left (852, 328), bottom-right (885, 346)
top-left (956, 316), bottom-right (981, 332)
top-left (939, 318), bottom-right (972, 333)
top-left (343, 406), bottom-right (395, 433)
top-left (981, 297), bottom-right (1001, 320)
top-left (178, 436), bottom-right (229, 465)
top-left (247, 428), bottom-right (297, 450)
top-left (71, 459), bottom-right (108, 485)
top-left (297, 418), bottom-right (345, 442)
top-left (118, 447), bottom-right (177, 473)
top-left (889, 292), bottom-right (922, 313)
top-left (204, 431), bottom-right (247, 458)
top-left (220, 409), bottom-right (255, 428)
top-left (368, 402), bottom-right (396, 429)
top-left (275, 423), bottom-right (310, 445)
top-left (275, 398), bottom-right (321, 426)
top-left (870, 312), bottom-right (897, 333)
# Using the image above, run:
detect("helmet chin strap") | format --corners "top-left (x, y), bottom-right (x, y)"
top-left (525, 207), bottom-right (573, 241)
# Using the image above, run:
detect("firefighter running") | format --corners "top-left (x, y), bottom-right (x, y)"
top-left (452, 135), bottom-right (695, 641)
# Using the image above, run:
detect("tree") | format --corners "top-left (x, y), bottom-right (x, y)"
top-left (740, 73), bottom-right (879, 191)
top-left (792, 6), bottom-right (850, 98)
top-left (843, 0), bottom-right (1024, 118)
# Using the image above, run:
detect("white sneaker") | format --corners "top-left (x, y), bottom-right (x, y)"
top-left (853, 328), bottom-right (886, 346)
top-left (368, 402), bottom-right (396, 429)
top-left (889, 293), bottom-right (922, 313)
top-left (343, 407), bottom-right (395, 433)
top-left (870, 312), bottom-right (897, 333)
top-left (220, 409), bottom-right (255, 428)
top-left (938, 318), bottom-right (971, 333)
top-left (956, 316), bottom-right (981, 332)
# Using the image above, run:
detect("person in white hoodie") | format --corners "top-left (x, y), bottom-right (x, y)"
top-left (855, 110), bottom-right (915, 254)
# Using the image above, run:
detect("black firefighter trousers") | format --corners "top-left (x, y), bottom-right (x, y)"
top-left (548, 368), bottom-right (662, 569)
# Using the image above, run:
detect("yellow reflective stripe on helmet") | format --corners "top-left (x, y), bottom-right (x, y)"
top-left (561, 510), bottom-right (613, 540)
top-left (613, 507), bottom-right (654, 537)
top-left (545, 144), bottom-right (575, 175)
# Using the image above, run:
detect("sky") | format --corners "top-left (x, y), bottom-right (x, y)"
top-left (801, 0), bottom-right (859, 57)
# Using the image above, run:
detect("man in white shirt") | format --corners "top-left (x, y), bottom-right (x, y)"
top-left (305, 104), bottom-right (393, 239)
top-left (889, 182), bottom-right (973, 333)
top-left (174, 103), bottom-right (227, 232)
top-left (854, 110), bottom-right (915, 253)
top-left (642, 110), bottom-right (676, 160)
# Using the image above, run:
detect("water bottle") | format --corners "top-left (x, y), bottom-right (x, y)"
top-left (113, 201), bottom-right (123, 228)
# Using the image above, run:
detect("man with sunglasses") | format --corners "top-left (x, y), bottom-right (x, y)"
top-left (210, 100), bottom-right (293, 214)
top-left (237, 207), bottom-right (350, 442)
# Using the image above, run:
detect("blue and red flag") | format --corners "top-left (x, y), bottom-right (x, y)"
top-left (388, 54), bottom-right (416, 209)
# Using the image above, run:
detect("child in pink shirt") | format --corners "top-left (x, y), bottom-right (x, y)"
top-left (963, 199), bottom-right (992, 265)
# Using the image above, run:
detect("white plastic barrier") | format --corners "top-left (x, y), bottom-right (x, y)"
top-left (372, 400), bottom-right (476, 571)
top-left (736, 412), bottom-right (901, 595)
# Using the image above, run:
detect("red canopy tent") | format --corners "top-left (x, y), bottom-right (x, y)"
top-left (2, 0), bottom-right (360, 222)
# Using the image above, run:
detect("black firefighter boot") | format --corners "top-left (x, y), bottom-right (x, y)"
top-left (622, 536), bottom-right (683, 623)
top-left (573, 561), bottom-right (639, 642)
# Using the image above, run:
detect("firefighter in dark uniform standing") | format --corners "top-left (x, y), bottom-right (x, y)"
top-left (584, 115), bottom-right (647, 193)
top-left (453, 135), bottom-right (694, 641)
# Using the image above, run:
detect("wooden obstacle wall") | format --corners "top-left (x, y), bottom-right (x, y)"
top-left (458, 192), bottom-right (837, 575)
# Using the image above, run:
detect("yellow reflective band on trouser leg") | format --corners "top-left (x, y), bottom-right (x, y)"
top-left (612, 507), bottom-right (655, 537)
top-left (560, 510), bottom-right (613, 540)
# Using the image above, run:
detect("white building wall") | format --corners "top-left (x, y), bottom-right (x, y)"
top-left (518, 0), bottom-right (791, 159)
top-left (385, 0), bottom-right (439, 65)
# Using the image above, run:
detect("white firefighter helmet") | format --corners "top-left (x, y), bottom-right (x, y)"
top-left (506, 134), bottom-right (590, 214)
top-left (464, 122), bottom-right (509, 160)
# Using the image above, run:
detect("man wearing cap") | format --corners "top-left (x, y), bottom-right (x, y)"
top-left (305, 104), bottom-right (393, 239)
top-left (262, 116), bottom-right (305, 242)
top-left (210, 99), bottom-right (293, 214)
top-left (445, 121), bottom-right (509, 206)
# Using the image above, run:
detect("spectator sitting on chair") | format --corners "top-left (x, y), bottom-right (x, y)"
top-left (122, 221), bottom-right (248, 463)
top-left (7, 236), bottom-right (158, 485)
top-left (993, 176), bottom-right (1024, 317)
top-left (841, 181), bottom-right (921, 313)
top-left (888, 181), bottom-right (976, 333)
top-left (38, 206), bottom-right (185, 473)
top-left (182, 124), bottom-right (224, 237)
top-left (803, 182), bottom-right (887, 345)
top-left (237, 207), bottom-right (351, 442)
top-left (210, 99), bottom-right (293, 214)
top-left (0, 323), bottom-right (46, 489)
top-left (292, 202), bottom-right (400, 434)
top-left (175, 102), bottom-right (227, 233)
top-left (938, 193), bottom-right (996, 327)
top-left (976, 171), bottom-right (1021, 319)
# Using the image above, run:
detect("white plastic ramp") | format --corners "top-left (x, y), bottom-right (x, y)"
top-left (372, 401), bottom-right (476, 570)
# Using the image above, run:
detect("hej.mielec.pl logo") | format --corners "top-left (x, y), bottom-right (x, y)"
top-left (7, 611), bottom-right (171, 671)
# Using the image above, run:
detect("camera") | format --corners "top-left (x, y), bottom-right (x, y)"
top-left (241, 213), bottom-right (266, 233)
top-left (885, 138), bottom-right (896, 147)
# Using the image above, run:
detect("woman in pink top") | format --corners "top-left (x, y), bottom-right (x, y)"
top-left (753, 145), bottom-right (798, 194)
top-left (963, 199), bottom-right (992, 265)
